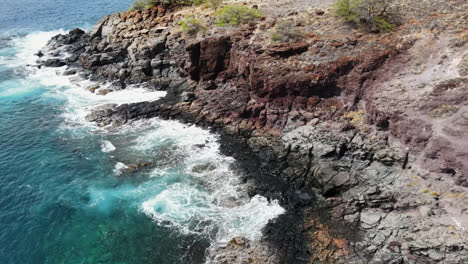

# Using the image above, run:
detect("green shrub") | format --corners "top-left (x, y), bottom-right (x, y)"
top-left (333, 0), bottom-right (359, 21)
top-left (189, 0), bottom-right (222, 9)
top-left (129, 0), bottom-right (194, 11)
top-left (179, 16), bottom-right (207, 36)
top-left (129, 0), bottom-right (152, 11)
top-left (192, 0), bottom-right (205, 5)
top-left (205, 0), bottom-right (223, 10)
top-left (270, 20), bottom-right (303, 42)
top-left (215, 5), bottom-right (261, 26)
top-left (373, 16), bottom-right (395, 31)
top-left (333, 0), bottom-right (396, 32)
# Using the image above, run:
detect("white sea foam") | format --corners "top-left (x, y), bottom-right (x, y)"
top-left (142, 184), bottom-right (284, 243)
top-left (37, 71), bottom-right (166, 129)
top-left (7, 30), bottom-right (285, 249)
top-left (101, 140), bottom-right (116, 153)
top-left (0, 30), bottom-right (67, 98)
top-left (113, 162), bottom-right (128, 176)
top-left (88, 184), bottom-right (140, 213)
top-left (0, 79), bottom-right (40, 98)
top-left (0, 30), bottom-right (66, 68)
top-left (57, 83), bottom-right (167, 130)
top-left (130, 119), bottom-right (220, 153)
top-left (1, 30), bottom-right (166, 126)
top-left (150, 167), bottom-right (170, 178)
top-left (126, 118), bottom-right (285, 243)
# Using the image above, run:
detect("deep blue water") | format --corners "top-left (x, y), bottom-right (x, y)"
top-left (0, 1), bottom-right (284, 263)
top-left (0, 0), bottom-right (131, 34)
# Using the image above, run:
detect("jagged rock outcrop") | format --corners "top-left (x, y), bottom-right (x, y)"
top-left (36, 1), bottom-right (468, 263)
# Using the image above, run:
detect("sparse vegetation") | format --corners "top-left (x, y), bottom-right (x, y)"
top-left (129, 0), bottom-right (194, 11)
top-left (205, 0), bottom-right (223, 10)
top-left (192, 0), bottom-right (205, 5)
top-left (215, 5), bottom-right (261, 26)
top-left (431, 104), bottom-right (459, 118)
top-left (333, 0), bottom-right (396, 32)
top-left (373, 16), bottom-right (395, 32)
top-left (179, 16), bottom-right (207, 36)
top-left (459, 53), bottom-right (468, 76)
top-left (185, 0), bottom-right (222, 9)
top-left (449, 32), bottom-right (468, 48)
top-left (345, 109), bottom-right (365, 128)
top-left (334, 0), bottom-right (360, 21)
top-left (270, 20), bottom-right (303, 43)
top-left (129, 0), bottom-right (152, 11)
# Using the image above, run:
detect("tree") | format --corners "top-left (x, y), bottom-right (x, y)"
top-left (334, 0), bottom-right (395, 32)
top-left (179, 16), bottom-right (207, 36)
top-left (270, 20), bottom-right (303, 42)
top-left (215, 5), bottom-right (261, 26)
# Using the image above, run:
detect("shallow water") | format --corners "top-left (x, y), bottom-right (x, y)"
top-left (0, 1), bottom-right (283, 263)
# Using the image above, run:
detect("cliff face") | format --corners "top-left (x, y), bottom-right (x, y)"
top-left (38, 1), bottom-right (468, 263)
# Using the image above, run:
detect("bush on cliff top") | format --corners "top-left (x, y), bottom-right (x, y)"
top-left (179, 16), bottom-right (207, 36)
top-left (204, 0), bottom-right (223, 10)
top-left (191, 0), bottom-right (223, 10)
top-left (129, 0), bottom-right (194, 11)
top-left (215, 5), bottom-right (261, 26)
top-left (270, 20), bottom-right (303, 42)
top-left (129, 0), bottom-right (151, 11)
top-left (333, 0), bottom-right (396, 32)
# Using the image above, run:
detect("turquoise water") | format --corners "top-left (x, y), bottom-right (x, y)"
top-left (0, 1), bottom-right (284, 263)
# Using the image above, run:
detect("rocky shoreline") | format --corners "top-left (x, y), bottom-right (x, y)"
top-left (36, 1), bottom-right (468, 263)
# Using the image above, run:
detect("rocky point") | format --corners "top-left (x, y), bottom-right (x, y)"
top-left (36, 0), bottom-right (468, 263)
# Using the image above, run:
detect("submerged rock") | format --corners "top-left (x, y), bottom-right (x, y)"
top-left (88, 84), bottom-right (100, 93)
top-left (85, 104), bottom-right (116, 123)
top-left (35, 51), bottom-right (43, 57)
top-left (191, 163), bottom-right (216, 174)
top-left (119, 161), bottom-right (154, 175)
top-left (63, 69), bottom-right (77, 76)
top-left (97, 88), bottom-right (113, 95)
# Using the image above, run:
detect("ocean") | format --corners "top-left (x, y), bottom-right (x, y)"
top-left (0, 1), bottom-right (283, 263)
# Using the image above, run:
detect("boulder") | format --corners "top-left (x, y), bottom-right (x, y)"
top-left (360, 210), bottom-right (384, 228)
top-left (93, 104), bottom-right (117, 111)
top-left (69, 28), bottom-right (85, 36)
top-left (44, 58), bottom-right (66, 67)
top-left (89, 15), bottom-right (109, 39)
top-left (266, 42), bottom-right (309, 57)
top-left (97, 88), bottom-right (113, 95)
top-left (315, 10), bottom-right (325, 15)
top-left (192, 163), bottom-right (217, 174)
top-left (180, 91), bottom-right (195, 102)
top-left (88, 85), bottom-right (100, 93)
top-left (66, 54), bottom-right (79, 63)
top-left (80, 54), bottom-right (101, 68)
top-left (63, 69), bottom-right (77, 76)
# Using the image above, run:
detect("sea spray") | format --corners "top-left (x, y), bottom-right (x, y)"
top-left (18, 28), bottom-right (286, 252)
top-left (1, 26), bottom-right (284, 264)
top-left (99, 118), bottom-right (286, 244)
top-left (101, 140), bottom-right (116, 153)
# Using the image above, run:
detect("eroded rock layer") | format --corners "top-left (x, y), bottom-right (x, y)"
top-left (37, 1), bottom-right (468, 263)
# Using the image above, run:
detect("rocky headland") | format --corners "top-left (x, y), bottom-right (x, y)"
top-left (37, 0), bottom-right (468, 263)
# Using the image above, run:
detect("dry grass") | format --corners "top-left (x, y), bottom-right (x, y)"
top-left (431, 104), bottom-right (460, 119)
top-left (345, 110), bottom-right (365, 128)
